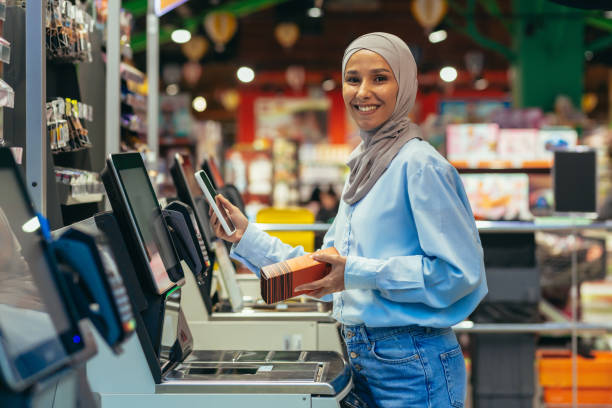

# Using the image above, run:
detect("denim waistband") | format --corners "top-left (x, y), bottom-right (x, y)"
top-left (341, 324), bottom-right (451, 343)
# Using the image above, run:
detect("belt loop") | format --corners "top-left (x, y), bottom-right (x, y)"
top-left (361, 325), bottom-right (373, 348)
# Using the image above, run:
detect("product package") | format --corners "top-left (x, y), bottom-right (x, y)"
top-left (260, 246), bottom-right (339, 304)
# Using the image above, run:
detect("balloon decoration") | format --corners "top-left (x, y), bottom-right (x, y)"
top-left (182, 61), bottom-right (203, 86)
top-left (274, 22), bottom-right (300, 49)
top-left (582, 93), bottom-right (598, 114)
top-left (285, 65), bottom-right (305, 91)
top-left (219, 89), bottom-right (240, 111)
top-left (181, 35), bottom-right (209, 61)
top-left (203, 11), bottom-right (237, 52)
top-left (411, 0), bottom-right (447, 32)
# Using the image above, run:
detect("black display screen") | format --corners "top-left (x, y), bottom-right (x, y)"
top-left (111, 153), bottom-right (180, 294)
top-left (553, 150), bottom-right (597, 213)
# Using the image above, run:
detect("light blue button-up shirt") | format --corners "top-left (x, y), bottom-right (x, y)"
top-left (231, 139), bottom-right (488, 328)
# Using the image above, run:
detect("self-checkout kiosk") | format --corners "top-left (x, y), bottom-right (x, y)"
top-left (170, 153), bottom-right (343, 353)
top-left (86, 152), bottom-right (351, 407)
top-left (0, 147), bottom-right (134, 408)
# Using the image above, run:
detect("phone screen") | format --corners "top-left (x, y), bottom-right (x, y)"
top-left (197, 171), bottom-right (236, 232)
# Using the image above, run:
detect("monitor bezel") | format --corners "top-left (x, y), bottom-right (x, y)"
top-left (106, 152), bottom-right (181, 295)
top-left (170, 154), bottom-right (216, 313)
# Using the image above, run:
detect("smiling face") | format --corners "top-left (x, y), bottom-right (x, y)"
top-left (342, 50), bottom-right (399, 132)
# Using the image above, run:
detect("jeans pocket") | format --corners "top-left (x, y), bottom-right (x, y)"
top-left (440, 346), bottom-right (466, 408)
top-left (371, 332), bottom-right (419, 365)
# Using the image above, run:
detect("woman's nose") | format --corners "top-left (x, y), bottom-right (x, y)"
top-left (356, 80), bottom-right (371, 99)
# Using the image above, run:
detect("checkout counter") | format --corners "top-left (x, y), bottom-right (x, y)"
top-left (0, 147), bottom-right (135, 408)
top-left (83, 152), bottom-right (352, 407)
top-left (169, 153), bottom-right (343, 353)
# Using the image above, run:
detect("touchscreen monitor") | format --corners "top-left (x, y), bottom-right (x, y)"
top-left (107, 153), bottom-right (182, 294)
top-left (171, 154), bottom-right (217, 247)
top-left (0, 148), bottom-right (84, 391)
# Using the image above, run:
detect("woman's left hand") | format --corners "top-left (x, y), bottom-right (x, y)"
top-left (294, 252), bottom-right (346, 298)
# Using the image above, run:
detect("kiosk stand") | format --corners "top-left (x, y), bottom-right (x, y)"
top-left (86, 152), bottom-right (352, 407)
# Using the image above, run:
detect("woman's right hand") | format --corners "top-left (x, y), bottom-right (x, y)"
top-left (209, 194), bottom-right (248, 243)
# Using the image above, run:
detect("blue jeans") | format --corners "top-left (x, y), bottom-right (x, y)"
top-left (340, 325), bottom-right (466, 408)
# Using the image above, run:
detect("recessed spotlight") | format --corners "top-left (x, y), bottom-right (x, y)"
top-left (474, 78), bottom-right (488, 90)
top-left (428, 30), bottom-right (447, 44)
top-left (171, 29), bottom-right (191, 44)
top-left (166, 84), bottom-right (179, 95)
top-left (192, 96), bottom-right (207, 112)
top-left (308, 7), bottom-right (322, 18)
top-left (322, 79), bottom-right (336, 92)
top-left (237, 66), bottom-right (255, 83)
top-left (440, 66), bottom-right (458, 83)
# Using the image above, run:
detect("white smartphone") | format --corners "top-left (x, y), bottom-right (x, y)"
top-left (194, 170), bottom-right (236, 236)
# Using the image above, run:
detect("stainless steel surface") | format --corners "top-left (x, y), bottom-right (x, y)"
top-left (452, 321), bottom-right (612, 334)
top-left (156, 379), bottom-right (336, 395)
top-left (474, 220), bottom-right (610, 233)
top-left (25, 0), bottom-right (46, 214)
top-left (160, 350), bottom-right (351, 396)
top-left (255, 220), bottom-right (612, 233)
top-left (210, 310), bottom-right (336, 322)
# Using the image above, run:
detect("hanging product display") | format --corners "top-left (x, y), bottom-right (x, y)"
top-left (47, 98), bottom-right (93, 153)
top-left (46, 0), bottom-right (95, 63)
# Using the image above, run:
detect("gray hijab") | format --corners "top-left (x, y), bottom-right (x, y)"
top-left (342, 32), bottom-right (421, 205)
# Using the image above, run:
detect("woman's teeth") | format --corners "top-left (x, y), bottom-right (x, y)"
top-left (356, 105), bottom-right (378, 112)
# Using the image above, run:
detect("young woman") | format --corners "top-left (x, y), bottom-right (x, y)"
top-left (210, 32), bottom-right (487, 408)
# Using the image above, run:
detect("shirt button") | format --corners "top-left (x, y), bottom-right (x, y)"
top-left (346, 331), bottom-right (354, 338)
top-left (354, 364), bottom-right (362, 371)
top-left (350, 352), bottom-right (358, 359)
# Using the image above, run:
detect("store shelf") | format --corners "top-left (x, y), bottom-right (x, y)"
top-left (0, 36), bottom-right (10, 64)
top-left (457, 167), bottom-right (551, 174)
top-left (56, 182), bottom-right (104, 206)
top-left (0, 78), bottom-right (14, 108)
top-left (452, 321), bottom-right (612, 334)
top-left (120, 62), bottom-right (145, 84)
top-left (159, 137), bottom-right (195, 147)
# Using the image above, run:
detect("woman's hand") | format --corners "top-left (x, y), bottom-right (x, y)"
top-left (208, 194), bottom-right (248, 243)
top-left (294, 252), bottom-right (346, 298)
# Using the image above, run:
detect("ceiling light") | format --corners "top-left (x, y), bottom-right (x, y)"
top-left (308, 7), bottom-right (323, 18)
top-left (192, 96), bottom-right (207, 112)
top-left (605, 11), bottom-right (612, 19)
top-left (166, 83), bottom-right (179, 95)
top-left (440, 66), bottom-right (458, 83)
top-left (171, 29), bottom-right (191, 44)
top-left (322, 79), bottom-right (336, 92)
top-left (237, 66), bottom-right (255, 83)
top-left (474, 78), bottom-right (488, 90)
top-left (428, 30), bottom-right (447, 44)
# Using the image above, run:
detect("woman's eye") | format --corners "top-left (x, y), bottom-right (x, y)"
top-left (374, 75), bottom-right (388, 83)
top-left (345, 76), bottom-right (360, 84)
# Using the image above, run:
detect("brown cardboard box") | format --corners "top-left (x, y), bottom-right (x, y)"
top-left (260, 247), bottom-right (339, 304)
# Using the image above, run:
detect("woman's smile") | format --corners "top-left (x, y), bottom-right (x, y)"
top-left (343, 49), bottom-right (398, 131)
